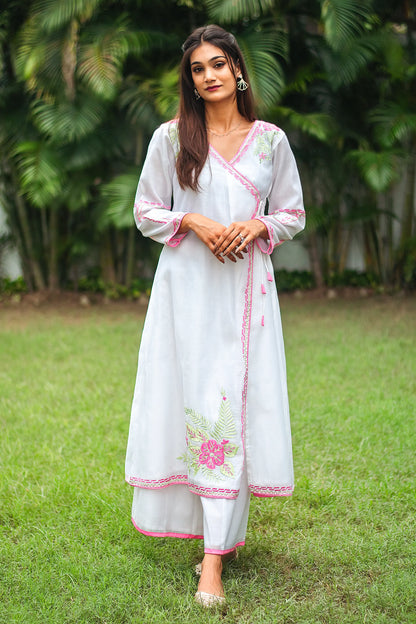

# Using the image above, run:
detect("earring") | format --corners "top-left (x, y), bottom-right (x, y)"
top-left (194, 88), bottom-right (201, 100)
top-left (237, 75), bottom-right (249, 91)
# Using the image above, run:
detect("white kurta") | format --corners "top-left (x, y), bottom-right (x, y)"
top-left (125, 119), bottom-right (305, 533)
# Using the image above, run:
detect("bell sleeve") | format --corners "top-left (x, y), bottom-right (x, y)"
top-left (133, 124), bottom-right (188, 247)
top-left (255, 132), bottom-right (305, 255)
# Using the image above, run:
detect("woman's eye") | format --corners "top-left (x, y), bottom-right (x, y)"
top-left (214, 62), bottom-right (225, 69)
top-left (192, 67), bottom-right (202, 73)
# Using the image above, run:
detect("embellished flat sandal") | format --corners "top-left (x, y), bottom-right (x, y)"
top-left (194, 591), bottom-right (226, 608)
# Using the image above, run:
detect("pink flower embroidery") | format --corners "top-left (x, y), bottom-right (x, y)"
top-left (199, 439), bottom-right (225, 470)
top-left (259, 152), bottom-right (267, 161)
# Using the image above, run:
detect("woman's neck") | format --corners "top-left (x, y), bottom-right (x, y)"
top-left (204, 102), bottom-right (243, 134)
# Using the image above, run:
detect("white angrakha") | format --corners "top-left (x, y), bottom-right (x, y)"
top-left (125, 119), bottom-right (305, 553)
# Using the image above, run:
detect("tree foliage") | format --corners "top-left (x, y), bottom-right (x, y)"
top-left (0, 0), bottom-right (415, 291)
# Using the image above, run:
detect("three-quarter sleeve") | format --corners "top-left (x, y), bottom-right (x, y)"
top-left (255, 132), bottom-right (305, 255)
top-left (133, 123), bottom-right (188, 247)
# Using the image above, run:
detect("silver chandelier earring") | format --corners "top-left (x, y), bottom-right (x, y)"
top-left (236, 75), bottom-right (249, 91)
top-left (194, 88), bottom-right (201, 100)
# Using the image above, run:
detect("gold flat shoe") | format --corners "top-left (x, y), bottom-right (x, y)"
top-left (194, 591), bottom-right (226, 608)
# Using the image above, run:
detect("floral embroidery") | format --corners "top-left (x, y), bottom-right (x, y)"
top-left (167, 121), bottom-right (180, 157)
top-left (253, 130), bottom-right (278, 164)
top-left (179, 390), bottom-right (239, 481)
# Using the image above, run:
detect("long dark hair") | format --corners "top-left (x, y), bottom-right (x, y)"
top-left (176, 25), bottom-right (256, 191)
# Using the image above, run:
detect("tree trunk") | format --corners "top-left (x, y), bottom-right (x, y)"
top-left (125, 226), bottom-right (135, 287)
top-left (48, 208), bottom-right (59, 290)
top-left (400, 155), bottom-right (415, 246)
top-left (11, 176), bottom-right (46, 290)
top-left (307, 231), bottom-right (325, 289)
top-left (100, 231), bottom-right (116, 283)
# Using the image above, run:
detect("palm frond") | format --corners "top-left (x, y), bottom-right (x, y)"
top-left (274, 107), bottom-right (337, 142)
top-left (14, 17), bottom-right (63, 93)
top-left (321, 0), bottom-right (373, 51)
top-left (31, 0), bottom-right (102, 33)
top-left (99, 171), bottom-right (138, 229)
top-left (77, 20), bottom-right (154, 100)
top-left (206, 0), bottom-right (274, 23)
top-left (31, 94), bottom-right (108, 142)
top-left (120, 69), bottom-right (179, 127)
top-left (347, 149), bottom-right (400, 192)
top-left (370, 104), bottom-right (416, 148)
top-left (238, 30), bottom-right (287, 112)
top-left (60, 174), bottom-right (92, 211)
top-left (322, 30), bottom-right (392, 89)
top-left (13, 140), bottom-right (65, 207)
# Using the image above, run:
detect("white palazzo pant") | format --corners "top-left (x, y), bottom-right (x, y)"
top-left (131, 468), bottom-right (250, 554)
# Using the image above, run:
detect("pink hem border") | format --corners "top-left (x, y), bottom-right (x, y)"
top-left (204, 542), bottom-right (245, 555)
top-left (131, 517), bottom-right (203, 540)
top-left (252, 491), bottom-right (293, 498)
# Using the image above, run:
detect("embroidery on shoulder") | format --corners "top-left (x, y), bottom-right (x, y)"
top-left (178, 389), bottom-right (239, 482)
top-left (167, 121), bottom-right (180, 157)
top-left (253, 129), bottom-right (279, 164)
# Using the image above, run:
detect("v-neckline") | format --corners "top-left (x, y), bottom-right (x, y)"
top-left (209, 120), bottom-right (258, 166)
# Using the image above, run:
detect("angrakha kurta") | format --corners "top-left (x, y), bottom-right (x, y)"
top-left (125, 119), bottom-right (305, 540)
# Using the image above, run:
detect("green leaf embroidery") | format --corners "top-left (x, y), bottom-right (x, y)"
top-left (212, 393), bottom-right (237, 441)
top-left (179, 390), bottom-right (240, 482)
top-left (223, 442), bottom-right (238, 457)
top-left (220, 461), bottom-right (235, 478)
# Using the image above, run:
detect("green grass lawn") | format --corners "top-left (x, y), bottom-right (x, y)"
top-left (1, 296), bottom-right (415, 624)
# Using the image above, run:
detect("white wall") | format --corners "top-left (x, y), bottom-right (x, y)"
top-left (0, 205), bottom-right (22, 279)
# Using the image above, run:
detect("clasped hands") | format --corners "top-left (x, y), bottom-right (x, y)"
top-left (179, 213), bottom-right (267, 264)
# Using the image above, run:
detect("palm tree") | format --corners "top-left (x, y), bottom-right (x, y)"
top-left (3, 0), bottom-right (183, 289)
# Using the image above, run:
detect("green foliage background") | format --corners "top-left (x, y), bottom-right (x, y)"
top-left (0, 0), bottom-right (415, 291)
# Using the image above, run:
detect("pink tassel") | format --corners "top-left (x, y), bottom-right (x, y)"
top-left (261, 315), bottom-right (265, 326)
top-left (267, 271), bottom-right (273, 282)
top-left (261, 283), bottom-right (266, 294)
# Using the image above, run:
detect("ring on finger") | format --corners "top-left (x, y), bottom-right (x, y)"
top-left (239, 234), bottom-right (245, 243)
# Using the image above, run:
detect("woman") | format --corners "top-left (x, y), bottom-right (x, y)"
top-left (125, 24), bottom-right (305, 607)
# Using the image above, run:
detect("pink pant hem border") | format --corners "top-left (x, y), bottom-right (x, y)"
top-left (131, 517), bottom-right (203, 540)
top-left (204, 541), bottom-right (245, 555)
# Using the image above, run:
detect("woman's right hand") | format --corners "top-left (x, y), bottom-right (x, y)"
top-left (178, 213), bottom-right (243, 263)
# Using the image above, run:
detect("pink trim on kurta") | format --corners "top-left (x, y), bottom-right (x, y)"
top-left (127, 474), bottom-right (188, 488)
top-left (209, 148), bottom-right (261, 205)
top-left (254, 217), bottom-right (274, 254)
top-left (127, 475), bottom-right (239, 499)
top-left (165, 213), bottom-right (188, 247)
top-left (189, 483), bottom-right (239, 499)
top-left (204, 541), bottom-right (245, 555)
top-left (229, 121), bottom-right (259, 165)
top-left (131, 517), bottom-right (203, 540)
top-left (134, 199), bottom-right (170, 223)
top-left (250, 485), bottom-right (294, 497)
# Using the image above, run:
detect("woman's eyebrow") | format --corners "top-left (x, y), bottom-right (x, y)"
top-left (191, 55), bottom-right (226, 66)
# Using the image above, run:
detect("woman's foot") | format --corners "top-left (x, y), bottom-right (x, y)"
top-left (196, 554), bottom-right (224, 598)
top-left (195, 548), bottom-right (237, 576)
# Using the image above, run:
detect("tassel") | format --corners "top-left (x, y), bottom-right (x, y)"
top-left (261, 283), bottom-right (266, 294)
top-left (261, 315), bottom-right (265, 326)
top-left (267, 271), bottom-right (273, 282)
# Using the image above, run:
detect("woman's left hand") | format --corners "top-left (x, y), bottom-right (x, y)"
top-left (213, 219), bottom-right (268, 259)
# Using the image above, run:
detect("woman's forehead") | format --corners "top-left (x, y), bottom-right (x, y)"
top-left (190, 42), bottom-right (227, 65)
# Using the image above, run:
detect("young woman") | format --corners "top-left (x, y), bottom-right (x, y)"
top-left (125, 24), bottom-right (305, 607)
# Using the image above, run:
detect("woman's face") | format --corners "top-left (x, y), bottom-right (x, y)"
top-left (190, 42), bottom-right (237, 104)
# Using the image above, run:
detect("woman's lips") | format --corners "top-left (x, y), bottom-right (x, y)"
top-left (206, 85), bottom-right (220, 91)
